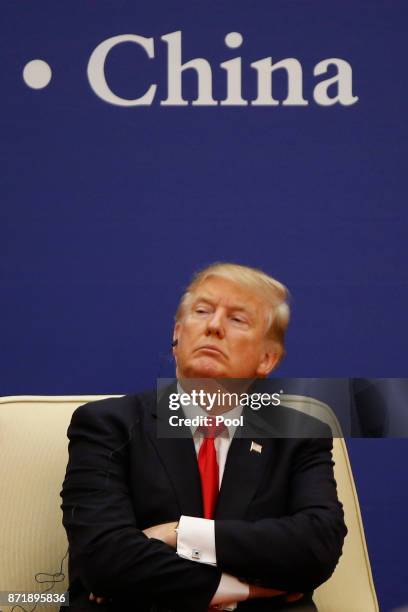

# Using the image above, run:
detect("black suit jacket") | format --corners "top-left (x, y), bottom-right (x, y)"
top-left (60, 387), bottom-right (347, 612)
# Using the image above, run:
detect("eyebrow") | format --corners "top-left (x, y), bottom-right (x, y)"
top-left (192, 296), bottom-right (254, 317)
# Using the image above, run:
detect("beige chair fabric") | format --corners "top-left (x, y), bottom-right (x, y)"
top-left (280, 395), bottom-right (379, 612)
top-left (0, 396), bottom-right (113, 612)
top-left (280, 394), bottom-right (344, 437)
top-left (0, 395), bottom-right (379, 612)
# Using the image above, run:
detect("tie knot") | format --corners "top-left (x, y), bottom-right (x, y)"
top-left (197, 417), bottom-right (227, 439)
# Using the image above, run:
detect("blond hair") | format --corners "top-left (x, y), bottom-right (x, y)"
top-left (175, 262), bottom-right (290, 363)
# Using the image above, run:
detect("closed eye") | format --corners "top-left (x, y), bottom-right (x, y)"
top-left (195, 306), bottom-right (212, 314)
top-left (231, 315), bottom-right (248, 324)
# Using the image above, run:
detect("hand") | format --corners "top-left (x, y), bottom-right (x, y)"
top-left (248, 585), bottom-right (304, 603)
top-left (142, 521), bottom-right (178, 548)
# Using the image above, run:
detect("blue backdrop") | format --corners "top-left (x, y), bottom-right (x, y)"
top-left (1, 2), bottom-right (408, 609)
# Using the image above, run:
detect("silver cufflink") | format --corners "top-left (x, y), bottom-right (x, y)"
top-left (192, 548), bottom-right (201, 560)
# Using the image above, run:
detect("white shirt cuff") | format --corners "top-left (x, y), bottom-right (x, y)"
top-left (211, 573), bottom-right (250, 610)
top-left (177, 515), bottom-right (216, 565)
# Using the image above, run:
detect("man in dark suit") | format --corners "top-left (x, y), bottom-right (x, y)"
top-left (61, 263), bottom-right (347, 611)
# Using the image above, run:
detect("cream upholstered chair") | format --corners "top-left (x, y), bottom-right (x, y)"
top-left (0, 395), bottom-right (379, 612)
top-left (0, 395), bottom-right (115, 612)
top-left (279, 395), bottom-right (379, 612)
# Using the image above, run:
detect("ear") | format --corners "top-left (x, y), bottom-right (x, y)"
top-left (255, 344), bottom-right (280, 377)
top-left (172, 322), bottom-right (181, 352)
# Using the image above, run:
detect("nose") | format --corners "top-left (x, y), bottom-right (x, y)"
top-left (205, 309), bottom-right (225, 339)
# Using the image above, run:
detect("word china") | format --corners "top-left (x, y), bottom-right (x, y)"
top-left (87, 30), bottom-right (358, 108)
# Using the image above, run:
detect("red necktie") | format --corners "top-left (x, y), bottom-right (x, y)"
top-left (197, 420), bottom-right (226, 519)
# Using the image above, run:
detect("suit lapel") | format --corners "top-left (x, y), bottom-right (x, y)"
top-left (215, 415), bottom-right (274, 519)
top-left (150, 435), bottom-right (204, 517)
top-left (143, 384), bottom-right (203, 517)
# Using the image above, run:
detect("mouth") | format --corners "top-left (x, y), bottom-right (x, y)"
top-left (195, 345), bottom-right (226, 358)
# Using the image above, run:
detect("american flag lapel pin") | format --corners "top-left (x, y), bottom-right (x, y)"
top-left (250, 441), bottom-right (262, 454)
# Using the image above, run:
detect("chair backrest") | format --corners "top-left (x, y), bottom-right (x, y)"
top-left (280, 393), bottom-right (344, 437)
top-left (280, 394), bottom-right (379, 612)
top-left (0, 395), bottom-right (114, 612)
top-left (0, 395), bottom-right (379, 612)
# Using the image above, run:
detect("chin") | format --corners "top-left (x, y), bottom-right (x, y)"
top-left (182, 357), bottom-right (226, 379)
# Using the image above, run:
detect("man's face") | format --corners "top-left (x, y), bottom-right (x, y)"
top-left (173, 276), bottom-right (278, 379)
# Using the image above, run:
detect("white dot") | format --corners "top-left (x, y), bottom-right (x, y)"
top-left (23, 59), bottom-right (52, 89)
top-left (225, 32), bottom-right (243, 49)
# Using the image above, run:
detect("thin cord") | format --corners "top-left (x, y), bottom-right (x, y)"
top-left (10, 547), bottom-right (68, 612)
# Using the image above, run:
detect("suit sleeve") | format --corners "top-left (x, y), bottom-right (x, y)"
top-left (214, 437), bottom-right (347, 593)
top-left (60, 401), bottom-right (221, 611)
